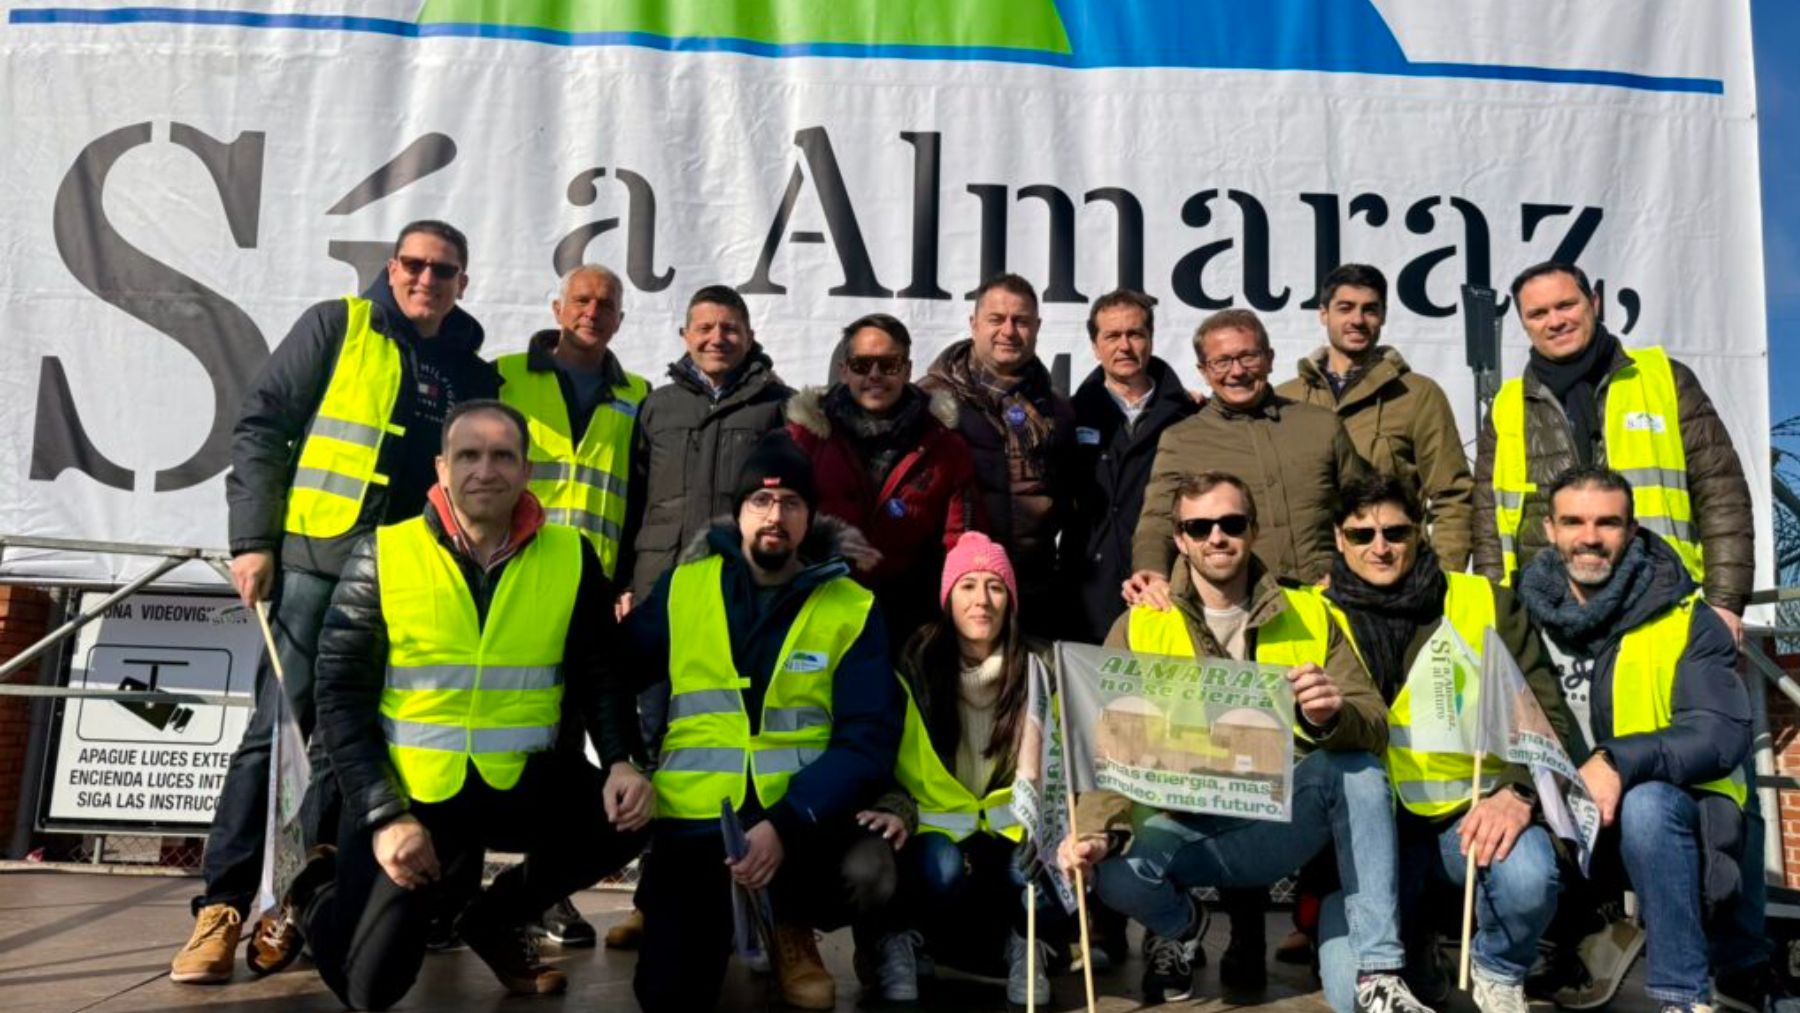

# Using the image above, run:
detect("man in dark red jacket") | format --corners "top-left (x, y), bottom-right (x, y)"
top-left (787, 312), bottom-right (982, 647)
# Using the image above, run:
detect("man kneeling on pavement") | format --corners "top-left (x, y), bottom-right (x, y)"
top-left (294, 399), bottom-right (650, 1010)
top-left (1059, 470), bottom-right (1432, 1013)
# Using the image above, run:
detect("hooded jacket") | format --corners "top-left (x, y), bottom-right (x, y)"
top-left (1075, 559), bottom-right (1389, 838)
top-left (620, 517), bottom-right (901, 844)
top-left (1276, 346), bottom-right (1473, 570)
top-left (1060, 358), bottom-right (1200, 643)
top-left (784, 383), bottom-right (982, 645)
top-left (1131, 390), bottom-right (1371, 584)
top-left (226, 276), bottom-right (497, 578)
top-left (1515, 529), bottom-right (1749, 793)
top-left (313, 491), bottom-right (640, 832)
top-left (1472, 335), bottom-right (1753, 612)
top-left (624, 348), bottom-right (792, 599)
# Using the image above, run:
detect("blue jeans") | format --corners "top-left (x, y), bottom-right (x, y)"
top-left (195, 568), bottom-right (338, 915)
top-left (1093, 749), bottom-right (1404, 999)
top-left (1711, 757), bottom-right (1769, 977)
top-left (1618, 781), bottom-right (1711, 1004)
top-left (1324, 813), bottom-right (1562, 1000)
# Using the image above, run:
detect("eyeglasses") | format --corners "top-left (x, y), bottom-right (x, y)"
top-left (745, 490), bottom-right (806, 515)
top-left (845, 355), bottom-right (907, 377)
top-left (395, 256), bottom-right (462, 281)
top-left (1201, 350), bottom-right (1269, 374)
top-left (1341, 524), bottom-right (1416, 546)
top-left (1178, 514), bottom-right (1251, 540)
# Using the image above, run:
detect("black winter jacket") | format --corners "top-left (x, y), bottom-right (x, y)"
top-left (1059, 359), bottom-right (1199, 643)
top-left (226, 276), bottom-right (497, 578)
top-left (314, 500), bottom-right (642, 832)
top-left (623, 350), bottom-right (791, 599)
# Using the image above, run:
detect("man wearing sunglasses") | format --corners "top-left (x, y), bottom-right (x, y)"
top-left (1063, 471), bottom-right (1428, 1013)
top-left (1318, 475), bottom-right (1577, 1013)
top-left (175, 220), bottom-right (497, 984)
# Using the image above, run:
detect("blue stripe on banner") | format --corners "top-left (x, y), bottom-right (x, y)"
top-left (6, 6), bottom-right (1725, 95)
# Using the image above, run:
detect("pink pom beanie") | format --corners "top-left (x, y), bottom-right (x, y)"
top-left (939, 531), bottom-right (1020, 608)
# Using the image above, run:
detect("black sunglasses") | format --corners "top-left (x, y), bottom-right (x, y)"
top-left (1341, 523), bottom-right (1416, 546)
top-left (395, 256), bottom-right (462, 281)
top-left (845, 355), bottom-right (907, 377)
top-left (1178, 514), bottom-right (1251, 540)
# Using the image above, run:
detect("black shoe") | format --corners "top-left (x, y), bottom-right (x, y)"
top-left (1718, 962), bottom-right (1800, 1013)
top-left (424, 913), bottom-right (465, 952)
top-left (1142, 927), bottom-right (1201, 1005)
top-left (1220, 932), bottom-right (1268, 992)
top-left (528, 896), bottom-right (596, 948)
top-left (457, 908), bottom-right (568, 996)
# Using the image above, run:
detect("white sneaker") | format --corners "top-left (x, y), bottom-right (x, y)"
top-left (1006, 931), bottom-right (1052, 1006)
top-left (1471, 965), bottom-right (1530, 1013)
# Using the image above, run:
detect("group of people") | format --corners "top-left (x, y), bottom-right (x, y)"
top-left (161, 217), bottom-right (1773, 1013)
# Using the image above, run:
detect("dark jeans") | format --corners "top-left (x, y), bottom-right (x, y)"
top-left (1618, 781), bottom-right (1711, 1004)
top-left (300, 753), bottom-right (644, 1011)
top-left (195, 568), bottom-right (339, 915)
top-left (893, 831), bottom-right (1072, 974)
top-left (634, 816), bottom-right (893, 1013)
top-left (1711, 756), bottom-right (1771, 977)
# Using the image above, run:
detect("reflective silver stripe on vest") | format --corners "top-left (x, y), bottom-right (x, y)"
top-left (667, 688), bottom-right (743, 722)
top-left (1394, 778), bottom-right (1476, 805)
top-left (310, 416), bottom-right (384, 448)
top-left (1498, 534), bottom-right (1516, 555)
top-left (1616, 467), bottom-right (1689, 493)
top-left (754, 746), bottom-right (823, 775)
top-left (1388, 726), bottom-right (1421, 750)
top-left (763, 706), bottom-right (831, 733)
top-left (985, 806), bottom-right (1019, 831)
top-left (545, 508), bottom-right (624, 541)
top-left (1495, 490), bottom-right (1527, 509)
top-left (659, 746), bottom-right (746, 774)
top-left (1638, 514), bottom-right (1698, 543)
top-left (604, 398), bottom-right (640, 419)
top-left (531, 462), bottom-right (629, 498)
top-left (381, 718), bottom-right (557, 754)
top-left (919, 811), bottom-right (979, 833)
top-left (385, 664), bottom-right (562, 692)
top-left (293, 467), bottom-right (364, 500)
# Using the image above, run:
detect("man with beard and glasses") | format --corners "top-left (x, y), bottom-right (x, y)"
top-left (1276, 264), bottom-right (1472, 569)
top-left (1514, 466), bottom-right (1750, 1013)
top-left (621, 436), bottom-right (903, 1012)
top-left (1317, 475), bottom-right (1578, 1013)
top-left (1062, 471), bottom-right (1427, 1013)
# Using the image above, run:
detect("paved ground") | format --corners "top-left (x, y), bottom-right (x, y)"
top-left (0, 870), bottom-right (1657, 1013)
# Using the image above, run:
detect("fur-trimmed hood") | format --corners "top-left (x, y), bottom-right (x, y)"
top-left (678, 512), bottom-right (880, 575)
top-left (783, 383), bottom-right (959, 439)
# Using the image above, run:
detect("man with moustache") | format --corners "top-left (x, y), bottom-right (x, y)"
top-left (623, 437), bottom-right (902, 1012)
top-left (1277, 264), bottom-right (1472, 569)
top-left (1513, 466), bottom-right (1750, 1013)
top-left (921, 273), bottom-right (1076, 636)
top-left (1061, 289), bottom-right (1199, 644)
top-left (176, 221), bottom-right (497, 983)
top-left (496, 265), bottom-right (650, 946)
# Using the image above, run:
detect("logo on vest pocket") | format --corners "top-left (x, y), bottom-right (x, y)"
top-left (785, 651), bottom-right (829, 673)
top-left (1622, 412), bottom-right (1666, 434)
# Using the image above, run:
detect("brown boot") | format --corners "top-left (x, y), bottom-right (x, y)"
top-left (170, 903), bottom-right (242, 984)
top-left (244, 908), bottom-right (302, 976)
top-left (457, 910), bottom-right (567, 996)
top-left (771, 922), bottom-right (834, 1010)
top-left (603, 907), bottom-right (644, 949)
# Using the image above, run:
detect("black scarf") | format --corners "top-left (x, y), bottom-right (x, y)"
top-left (1517, 534), bottom-right (1653, 656)
top-left (824, 383), bottom-right (929, 489)
top-left (1324, 545), bottom-right (1447, 698)
top-left (1527, 327), bottom-right (1621, 466)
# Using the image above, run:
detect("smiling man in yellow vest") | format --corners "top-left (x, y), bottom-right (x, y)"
top-left (621, 435), bottom-right (903, 1012)
top-left (1318, 475), bottom-right (1580, 1013)
top-left (292, 400), bottom-right (650, 1010)
top-left (174, 221), bottom-right (499, 984)
top-left (1514, 466), bottom-right (1750, 1013)
top-left (1060, 471), bottom-right (1430, 1013)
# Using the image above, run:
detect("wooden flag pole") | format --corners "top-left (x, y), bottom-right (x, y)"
top-left (254, 600), bottom-right (288, 687)
top-left (1027, 881), bottom-right (1038, 1012)
top-left (1052, 647), bottom-right (1100, 1013)
top-left (1458, 756), bottom-right (1484, 991)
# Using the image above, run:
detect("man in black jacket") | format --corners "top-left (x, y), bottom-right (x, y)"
top-left (295, 400), bottom-right (648, 1010)
top-left (1515, 466), bottom-right (1750, 1013)
top-left (173, 220), bottom-right (499, 983)
top-left (1061, 288), bottom-right (1198, 645)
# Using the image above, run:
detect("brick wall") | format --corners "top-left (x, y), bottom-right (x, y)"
top-left (1769, 652), bottom-right (1800, 888)
top-left (0, 585), bottom-right (55, 845)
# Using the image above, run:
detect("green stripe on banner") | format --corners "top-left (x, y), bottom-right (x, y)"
top-left (415, 1), bottom-right (1073, 53)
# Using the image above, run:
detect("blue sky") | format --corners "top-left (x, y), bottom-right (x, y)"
top-left (1758, 0), bottom-right (1800, 425)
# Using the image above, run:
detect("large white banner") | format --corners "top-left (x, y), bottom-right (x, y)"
top-left (0, 1), bottom-right (1769, 585)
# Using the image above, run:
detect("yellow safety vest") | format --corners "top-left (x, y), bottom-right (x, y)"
top-left (892, 679), bottom-right (1021, 842)
top-left (1491, 346), bottom-right (1702, 585)
top-left (1612, 594), bottom-right (1747, 807)
top-left (284, 297), bottom-right (407, 540)
top-left (652, 555), bottom-right (875, 820)
top-left (376, 517), bottom-right (580, 803)
top-left (1125, 585), bottom-right (1331, 740)
top-left (495, 352), bottom-right (649, 579)
top-left (1326, 572), bottom-right (1508, 818)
